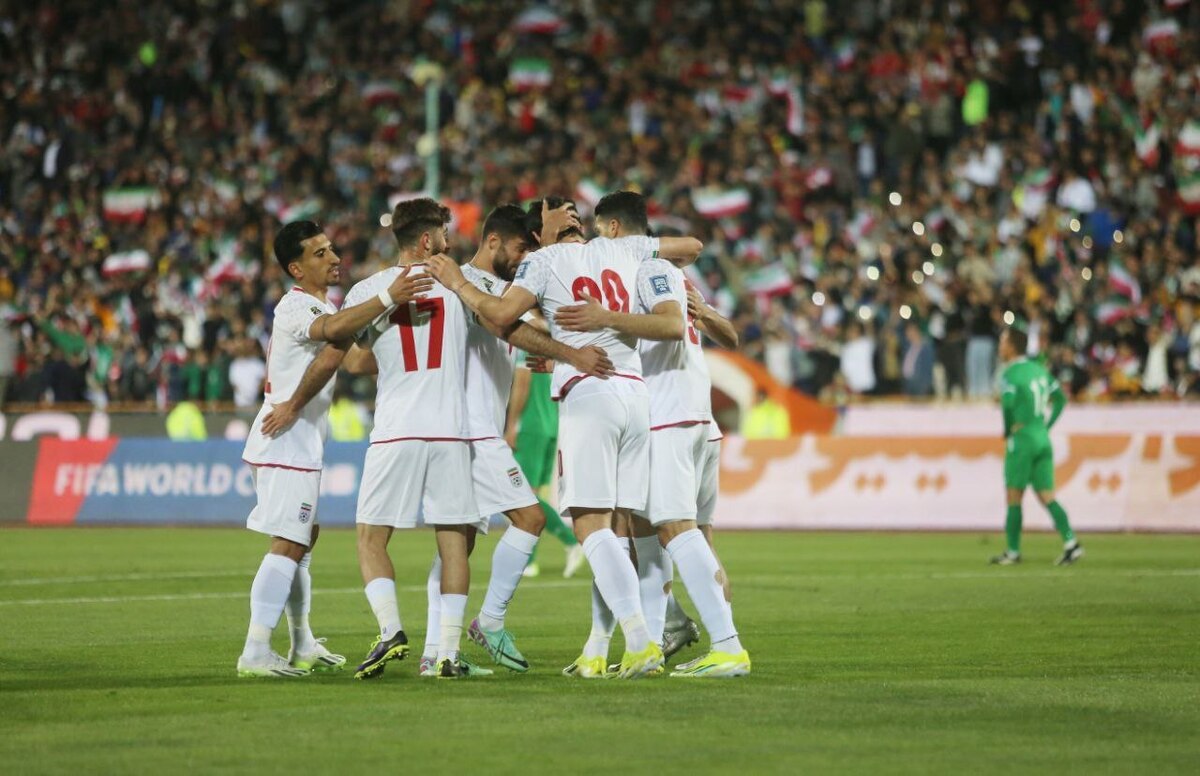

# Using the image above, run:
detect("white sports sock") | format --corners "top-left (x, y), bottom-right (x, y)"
top-left (664, 590), bottom-right (688, 629)
top-left (666, 529), bottom-right (742, 653)
top-left (423, 555), bottom-right (441, 659)
top-left (364, 577), bottom-right (403, 640)
top-left (583, 529), bottom-right (650, 653)
top-left (285, 552), bottom-right (315, 653)
top-left (582, 581), bottom-right (615, 661)
top-left (479, 527), bottom-right (539, 632)
top-left (244, 553), bottom-right (298, 660)
top-left (633, 536), bottom-right (671, 644)
top-left (437, 593), bottom-right (468, 663)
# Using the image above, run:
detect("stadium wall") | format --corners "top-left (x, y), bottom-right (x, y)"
top-left (3, 406), bottom-right (1198, 532)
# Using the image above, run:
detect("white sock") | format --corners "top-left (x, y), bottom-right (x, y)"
top-left (633, 536), bottom-right (671, 644)
top-left (582, 580), bottom-right (616, 660)
top-left (285, 552), bottom-right (316, 654)
top-left (244, 553), bottom-right (298, 660)
top-left (423, 555), bottom-right (441, 659)
top-left (666, 528), bottom-right (742, 654)
top-left (437, 593), bottom-right (468, 663)
top-left (479, 527), bottom-right (539, 632)
top-left (364, 577), bottom-right (403, 640)
top-left (583, 529), bottom-right (649, 653)
top-left (665, 590), bottom-right (688, 629)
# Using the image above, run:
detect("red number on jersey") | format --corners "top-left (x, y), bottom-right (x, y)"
top-left (391, 298), bottom-right (445, 372)
top-left (685, 314), bottom-right (700, 345)
top-left (571, 271), bottom-right (630, 312)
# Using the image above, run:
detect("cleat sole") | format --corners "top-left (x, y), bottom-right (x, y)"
top-left (353, 644), bottom-right (409, 680)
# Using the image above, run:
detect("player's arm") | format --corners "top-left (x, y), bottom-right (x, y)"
top-left (341, 343), bottom-right (378, 376)
top-left (1000, 383), bottom-right (1016, 438)
top-left (1047, 378), bottom-right (1067, 429)
top-left (505, 364), bottom-right (531, 449)
top-left (656, 236), bottom-right (704, 267)
top-left (687, 286), bottom-right (739, 349)
top-left (260, 341), bottom-right (351, 437)
top-left (425, 254), bottom-right (537, 328)
top-left (309, 268), bottom-right (433, 343)
top-left (507, 320), bottom-right (615, 377)
top-left (556, 295), bottom-right (685, 341)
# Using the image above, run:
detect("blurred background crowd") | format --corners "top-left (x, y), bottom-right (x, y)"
top-left (1, 0), bottom-right (1198, 410)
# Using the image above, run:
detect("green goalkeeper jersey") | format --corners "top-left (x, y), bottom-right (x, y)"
top-left (999, 358), bottom-right (1066, 439)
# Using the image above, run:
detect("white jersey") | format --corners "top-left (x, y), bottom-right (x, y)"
top-left (510, 235), bottom-right (661, 399)
top-left (242, 287), bottom-right (338, 470)
top-left (635, 261), bottom-right (714, 429)
top-left (461, 263), bottom-right (518, 439)
top-left (344, 264), bottom-right (471, 442)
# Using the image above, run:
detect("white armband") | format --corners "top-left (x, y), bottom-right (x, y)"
top-left (377, 289), bottom-right (395, 310)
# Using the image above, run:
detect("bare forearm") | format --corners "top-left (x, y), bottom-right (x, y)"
top-left (658, 236), bottom-right (704, 267)
top-left (455, 281), bottom-right (520, 328)
top-left (507, 368), bottom-right (532, 432)
top-left (605, 310), bottom-right (684, 341)
top-left (696, 311), bottom-right (739, 349)
top-left (315, 299), bottom-right (388, 343)
top-left (288, 345), bottom-right (347, 409)
top-left (506, 322), bottom-right (578, 362)
top-left (342, 345), bottom-right (377, 376)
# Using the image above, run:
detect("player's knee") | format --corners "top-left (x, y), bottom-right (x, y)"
top-left (1037, 490), bottom-right (1056, 505)
top-left (511, 506), bottom-right (545, 535)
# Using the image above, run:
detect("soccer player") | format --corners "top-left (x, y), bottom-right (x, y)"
top-left (426, 195), bottom-right (703, 679)
top-left (236, 219), bottom-right (433, 678)
top-left (422, 203), bottom-right (614, 676)
top-left (990, 326), bottom-right (1084, 566)
top-left (504, 352), bottom-right (586, 580)
top-left (554, 191), bottom-right (750, 678)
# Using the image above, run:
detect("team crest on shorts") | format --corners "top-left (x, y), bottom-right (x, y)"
top-left (298, 502), bottom-right (313, 523)
top-left (507, 467), bottom-right (523, 487)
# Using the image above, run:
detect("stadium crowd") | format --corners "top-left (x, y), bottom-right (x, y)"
top-left (0, 0), bottom-right (1198, 409)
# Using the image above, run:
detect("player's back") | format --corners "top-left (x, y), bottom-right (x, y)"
top-left (344, 264), bottom-right (470, 442)
top-left (513, 235), bottom-right (662, 399)
top-left (1001, 358), bottom-right (1058, 433)
top-left (636, 260), bottom-right (713, 428)
top-left (461, 263), bottom-right (517, 438)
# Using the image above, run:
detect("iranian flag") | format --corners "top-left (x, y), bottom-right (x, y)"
top-left (509, 58), bottom-right (552, 90)
top-left (1174, 120), bottom-right (1200, 214)
top-left (102, 250), bottom-right (152, 277)
top-left (103, 187), bottom-right (162, 223)
top-left (275, 197), bottom-right (321, 224)
top-left (649, 214), bottom-right (691, 235)
top-left (362, 80), bottom-right (403, 106)
top-left (574, 178), bottom-right (604, 214)
top-left (844, 210), bottom-right (877, 242)
top-left (743, 262), bottom-right (795, 296)
top-left (1143, 18), bottom-right (1180, 45)
top-left (1109, 262), bottom-right (1142, 303)
top-left (806, 166), bottom-right (833, 190)
top-left (1134, 121), bottom-right (1161, 166)
top-left (1177, 120), bottom-right (1200, 159)
top-left (1096, 298), bottom-right (1134, 326)
top-left (766, 72), bottom-right (804, 136)
top-left (513, 8), bottom-right (566, 34)
top-left (691, 187), bottom-right (751, 219)
top-left (1178, 170), bottom-right (1200, 215)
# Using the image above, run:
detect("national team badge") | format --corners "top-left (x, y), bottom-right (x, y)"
top-left (298, 502), bottom-right (313, 523)
top-left (507, 467), bottom-right (524, 488)
top-left (651, 275), bottom-right (671, 295)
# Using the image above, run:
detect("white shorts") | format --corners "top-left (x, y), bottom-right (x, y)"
top-left (357, 440), bottom-right (485, 532)
top-left (637, 423), bottom-right (709, 526)
top-left (697, 436), bottom-right (721, 527)
top-left (471, 437), bottom-right (538, 516)
top-left (246, 465), bottom-right (321, 546)
top-left (557, 383), bottom-right (649, 513)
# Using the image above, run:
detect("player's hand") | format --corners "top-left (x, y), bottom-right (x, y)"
top-left (527, 355), bottom-right (554, 373)
top-left (555, 292), bottom-right (610, 332)
top-left (425, 253), bottom-right (464, 291)
top-left (537, 201), bottom-right (581, 246)
top-left (570, 345), bottom-right (615, 379)
top-left (686, 286), bottom-right (709, 322)
top-left (261, 400), bottom-right (299, 438)
top-left (387, 265), bottom-right (435, 306)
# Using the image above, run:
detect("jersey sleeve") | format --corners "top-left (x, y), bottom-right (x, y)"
top-left (635, 259), bottom-right (683, 313)
top-left (273, 294), bottom-right (328, 343)
top-left (510, 250), bottom-right (551, 301)
top-left (621, 235), bottom-right (662, 262)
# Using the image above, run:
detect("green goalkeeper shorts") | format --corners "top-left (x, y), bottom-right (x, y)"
top-left (1004, 431), bottom-right (1055, 492)
top-left (514, 430), bottom-right (557, 490)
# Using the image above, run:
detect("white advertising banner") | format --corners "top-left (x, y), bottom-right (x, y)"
top-left (713, 431), bottom-right (1200, 532)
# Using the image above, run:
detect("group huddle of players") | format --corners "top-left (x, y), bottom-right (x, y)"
top-left (234, 191), bottom-right (750, 680)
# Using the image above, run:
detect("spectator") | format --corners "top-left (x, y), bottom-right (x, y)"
top-left (228, 338), bottom-right (265, 411)
top-left (902, 322), bottom-right (934, 397)
top-left (965, 292), bottom-right (998, 398)
top-left (839, 321), bottom-right (876, 394)
top-left (742, 389), bottom-right (791, 440)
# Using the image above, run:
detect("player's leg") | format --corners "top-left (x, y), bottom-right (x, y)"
top-left (353, 443), bottom-right (422, 678)
top-left (1034, 439), bottom-right (1083, 565)
top-left (420, 552), bottom-right (442, 676)
top-left (285, 524), bottom-right (346, 672)
top-left (699, 525), bottom-right (732, 602)
top-left (239, 466), bottom-right (313, 677)
top-left (992, 439), bottom-right (1031, 564)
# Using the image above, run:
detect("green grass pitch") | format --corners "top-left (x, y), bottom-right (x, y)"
top-left (1, 527), bottom-right (1197, 774)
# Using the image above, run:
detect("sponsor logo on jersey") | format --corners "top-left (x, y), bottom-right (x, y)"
top-left (298, 502), bottom-right (313, 523)
top-left (650, 275), bottom-right (671, 295)
top-left (507, 467), bottom-right (523, 487)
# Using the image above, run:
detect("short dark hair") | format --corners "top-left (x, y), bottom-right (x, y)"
top-left (481, 204), bottom-right (529, 242)
top-left (525, 196), bottom-right (582, 242)
top-left (273, 220), bottom-right (323, 275)
top-left (594, 191), bottom-right (649, 235)
top-left (1005, 326), bottom-right (1029, 355)
top-left (391, 197), bottom-right (451, 249)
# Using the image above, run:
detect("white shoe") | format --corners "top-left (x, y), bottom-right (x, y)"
top-left (289, 638), bottom-right (346, 672)
top-left (563, 544), bottom-right (586, 578)
top-left (237, 650), bottom-right (309, 678)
